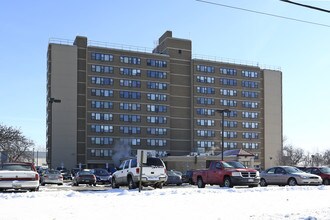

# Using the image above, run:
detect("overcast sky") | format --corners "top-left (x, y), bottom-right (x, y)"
top-left (1, 0), bottom-right (330, 153)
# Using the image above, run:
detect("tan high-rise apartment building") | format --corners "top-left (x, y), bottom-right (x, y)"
top-left (47, 31), bottom-right (282, 170)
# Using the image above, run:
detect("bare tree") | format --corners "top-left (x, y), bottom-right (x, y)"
top-left (279, 144), bottom-right (304, 166)
top-left (323, 150), bottom-right (330, 166)
top-left (0, 124), bottom-right (34, 162)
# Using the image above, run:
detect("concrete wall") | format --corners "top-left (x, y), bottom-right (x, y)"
top-left (263, 69), bottom-right (282, 169)
top-left (50, 44), bottom-right (78, 169)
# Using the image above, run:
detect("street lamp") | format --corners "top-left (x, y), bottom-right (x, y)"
top-left (47, 97), bottom-right (61, 168)
top-left (216, 109), bottom-right (231, 161)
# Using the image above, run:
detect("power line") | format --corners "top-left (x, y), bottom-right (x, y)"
top-left (280, 0), bottom-right (330, 14)
top-left (196, 0), bottom-right (330, 28)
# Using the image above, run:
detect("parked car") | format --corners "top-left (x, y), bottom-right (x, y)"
top-left (182, 170), bottom-right (194, 185)
top-left (0, 162), bottom-right (40, 192)
top-left (260, 166), bottom-right (322, 187)
top-left (91, 168), bottom-right (111, 185)
top-left (192, 161), bottom-right (260, 188)
top-left (165, 170), bottom-right (183, 186)
top-left (111, 157), bottom-right (167, 189)
top-left (305, 167), bottom-right (330, 185)
top-left (72, 170), bottom-right (96, 186)
top-left (61, 170), bottom-right (73, 180)
top-left (40, 169), bottom-right (63, 186)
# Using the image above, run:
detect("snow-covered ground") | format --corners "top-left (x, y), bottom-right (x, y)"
top-left (1, 185), bottom-right (329, 220)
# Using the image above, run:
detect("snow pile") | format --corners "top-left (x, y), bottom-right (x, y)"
top-left (0, 185), bottom-right (329, 220)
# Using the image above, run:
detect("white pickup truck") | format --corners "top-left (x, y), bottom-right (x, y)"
top-left (111, 157), bottom-right (167, 189)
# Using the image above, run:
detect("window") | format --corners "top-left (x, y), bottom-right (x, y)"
top-left (197, 119), bottom-right (215, 127)
top-left (242, 122), bottom-right (259, 129)
top-left (120, 79), bottom-right (141, 88)
top-left (196, 108), bottom-right (215, 116)
top-left (242, 81), bottom-right (259, 88)
top-left (197, 86), bottom-right (215, 94)
top-left (120, 91), bottom-right (141, 99)
top-left (223, 131), bottom-right (237, 139)
top-left (120, 114), bottom-right (141, 123)
top-left (222, 120), bottom-right (238, 128)
top-left (120, 126), bottom-right (141, 134)
top-left (147, 59), bottom-right (167, 68)
top-left (242, 101), bottom-right (259, 109)
top-left (91, 113), bottom-right (113, 121)
top-left (242, 91), bottom-right (259, 98)
top-left (147, 82), bottom-right (168, 90)
top-left (242, 70), bottom-right (258, 78)
top-left (147, 70), bottom-right (167, 79)
top-left (197, 130), bottom-right (215, 137)
top-left (242, 111), bottom-right (259, 119)
top-left (197, 97), bottom-right (215, 105)
top-left (196, 65), bottom-right (215, 73)
top-left (91, 77), bottom-right (113, 85)
top-left (91, 65), bottom-right (113, 73)
top-left (196, 76), bottom-right (215, 83)
top-left (220, 78), bottom-right (237, 86)
top-left (147, 139), bottom-right (167, 147)
top-left (242, 142), bottom-right (259, 149)
top-left (242, 132), bottom-right (259, 139)
top-left (197, 141), bottom-right (215, 148)
top-left (120, 56), bottom-right (141, 65)
top-left (147, 128), bottom-right (167, 135)
top-left (91, 89), bottom-right (113, 97)
top-left (220, 99), bottom-right (237, 107)
top-left (147, 93), bottom-right (167, 101)
top-left (147, 104), bottom-right (168, 112)
top-left (220, 68), bottom-right (237, 76)
top-left (120, 68), bottom-right (141, 76)
top-left (120, 103), bottom-right (141, 111)
top-left (91, 101), bottom-right (113, 109)
top-left (89, 149), bottom-right (112, 158)
top-left (220, 89), bottom-right (237, 97)
top-left (224, 142), bottom-right (237, 149)
top-left (91, 125), bottom-right (113, 133)
top-left (90, 137), bottom-right (113, 145)
top-left (147, 116), bottom-right (167, 124)
top-left (91, 52), bottom-right (113, 61)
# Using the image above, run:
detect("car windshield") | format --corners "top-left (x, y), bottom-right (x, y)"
top-left (143, 158), bottom-right (164, 167)
top-left (283, 166), bottom-right (304, 174)
top-left (320, 167), bottom-right (330, 173)
top-left (226, 161), bottom-right (246, 168)
top-left (0, 164), bottom-right (33, 171)
top-left (48, 170), bottom-right (61, 174)
top-left (79, 171), bottom-right (92, 175)
top-left (94, 169), bottom-right (109, 175)
top-left (222, 161), bottom-right (234, 168)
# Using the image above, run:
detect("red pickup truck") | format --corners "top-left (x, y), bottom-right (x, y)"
top-left (192, 161), bottom-right (260, 188)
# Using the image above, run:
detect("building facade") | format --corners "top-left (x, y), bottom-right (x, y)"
top-left (47, 31), bottom-right (282, 170)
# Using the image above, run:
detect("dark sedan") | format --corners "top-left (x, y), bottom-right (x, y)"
top-left (182, 170), bottom-right (194, 185)
top-left (165, 170), bottom-right (183, 186)
top-left (72, 170), bottom-right (96, 186)
top-left (91, 168), bottom-right (111, 185)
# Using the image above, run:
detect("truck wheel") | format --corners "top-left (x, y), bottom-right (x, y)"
top-left (223, 177), bottom-right (232, 188)
top-left (112, 178), bottom-right (119, 189)
top-left (128, 176), bottom-right (137, 189)
top-left (197, 177), bottom-right (205, 188)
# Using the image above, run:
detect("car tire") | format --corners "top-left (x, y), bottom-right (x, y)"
top-left (288, 178), bottom-right (297, 186)
top-left (260, 178), bottom-right (267, 187)
top-left (197, 177), bottom-right (205, 188)
top-left (128, 176), bottom-right (137, 189)
top-left (112, 178), bottom-right (119, 189)
top-left (223, 177), bottom-right (232, 188)
top-left (323, 179), bottom-right (330, 185)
